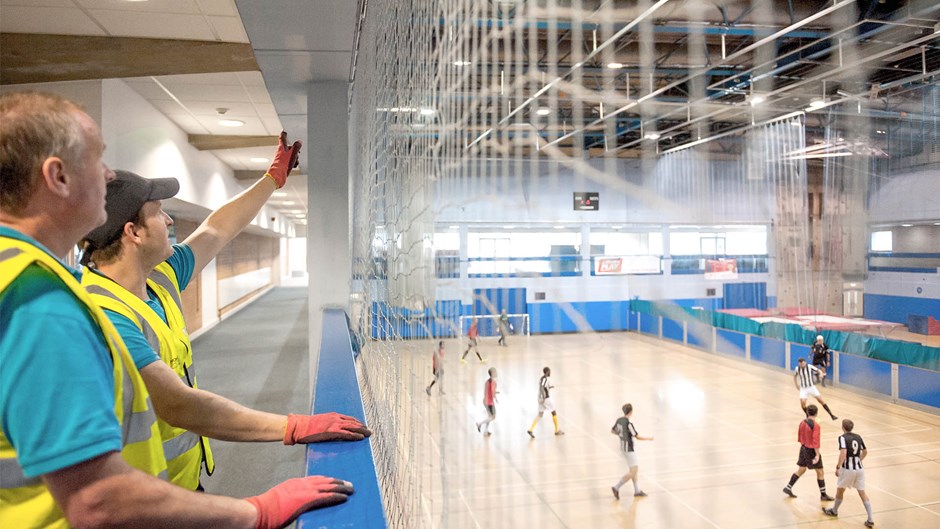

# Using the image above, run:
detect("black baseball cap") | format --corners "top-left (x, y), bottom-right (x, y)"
top-left (83, 170), bottom-right (180, 248)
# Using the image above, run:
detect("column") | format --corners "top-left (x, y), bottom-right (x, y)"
top-left (307, 81), bottom-right (350, 393)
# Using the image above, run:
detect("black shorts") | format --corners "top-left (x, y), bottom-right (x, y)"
top-left (812, 361), bottom-right (827, 370)
top-left (484, 404), bottom-right (496, 416)
top-left (797, 446), bottom-right (823, 469)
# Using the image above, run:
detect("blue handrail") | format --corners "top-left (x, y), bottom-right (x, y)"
top-left (297, 308), bottom-right (387, 528)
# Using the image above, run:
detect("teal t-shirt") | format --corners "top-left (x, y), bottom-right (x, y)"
top-left (104, 243), bottom-right (195, 371)
top-left (0, 227), bottom-right (122, 478)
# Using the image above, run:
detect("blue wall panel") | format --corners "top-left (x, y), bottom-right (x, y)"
top-left (639, 313), bottom-right (660, 336)
top-left (898, 365), bottom-right (940, 408)
top-left (662, 318), bottom-right (684, 342)
top-left (716, 329), bottom-right (746, 358)
top-left (790, 344), bottom-right (810, 370)
top-left (863, 294), bottom-right (940, 324)
top-left (528, 300), bottom-right (632, 334)
top-left (751, 336), bottom-right (786, 368)
top-left (628, 310), bottom-right (638, 331)
top-left (723, 282), bottom-right (767, 310)
top-left (687, 322), bottom-right (713, 350)
top-left (839, 354), bottom-right (892, 396)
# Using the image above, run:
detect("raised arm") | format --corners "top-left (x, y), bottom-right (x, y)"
top-left (140, 360), bottom-right (370, 443)
top-left (184, 132), bottom-right (301, 274)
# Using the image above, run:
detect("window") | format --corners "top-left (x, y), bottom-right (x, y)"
top-left (467, 230), bottom-right (582, 275)
top-left (871, 230), bottom-right (892, 252)
top-left (670, 226), bottom-right (767, 256)
top-left (590, 231), bottom-right (663, 256)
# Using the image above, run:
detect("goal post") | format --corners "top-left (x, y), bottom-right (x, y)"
top-left (458, 313), bottom-right (530, 337)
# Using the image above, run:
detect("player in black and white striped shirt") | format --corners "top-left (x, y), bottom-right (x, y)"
top-left (526, 367), bottom-right (564, 438)
top-left (823, 419), bottom-right (874, 527)
top-left (794, 357), bottom-right (838, 420)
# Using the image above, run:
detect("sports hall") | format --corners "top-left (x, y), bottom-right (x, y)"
top-left (2, 1), bottom-right (938, 528)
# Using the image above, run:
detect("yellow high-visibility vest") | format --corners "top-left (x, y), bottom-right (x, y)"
top-left (0, 237), bottom-right (167, 529)
top-left (83, 261), bottom-right (214, 490)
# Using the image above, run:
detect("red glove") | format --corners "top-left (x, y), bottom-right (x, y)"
top-left (245, 476), bottom-right (353, 529)
top-left (283, 412), bottom-right (373, 445)
top-left (264, 131), bottom-right (302, 188)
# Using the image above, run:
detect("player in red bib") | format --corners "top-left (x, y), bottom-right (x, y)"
top-left (475, 367), bottom-right (498, 435)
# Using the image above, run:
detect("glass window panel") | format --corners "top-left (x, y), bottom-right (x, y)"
top-left (871, 231), bottom-right (892, 252)
top-left (433, 232), bottom-right (460, 251)
top-left (726, 230), bottom-right (767, 254)
top-left (670, 232), bottom-right (701, 255)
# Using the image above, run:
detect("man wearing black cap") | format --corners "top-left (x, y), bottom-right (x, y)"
top-left (80, 134), bottom-right (370, 492)
top-left (1, 91), bottom-right (356, 529)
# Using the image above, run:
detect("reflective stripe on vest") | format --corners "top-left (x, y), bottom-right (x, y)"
top-left (82, 262), bottom-right (214, 491)
top-left (0, 238), bottom-right (167, 529)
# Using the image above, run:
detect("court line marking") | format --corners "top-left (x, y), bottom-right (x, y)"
top-left (458, 489), bottom-right (484, 529)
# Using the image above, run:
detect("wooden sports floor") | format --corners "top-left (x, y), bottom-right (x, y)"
top-left (403, 331), bottom-right (940, 529)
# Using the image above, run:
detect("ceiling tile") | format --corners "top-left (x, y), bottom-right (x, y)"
top-left (254, 103), bottom-right (278, 117)
top-left (162, 83), bottom-right (251, 102)
top-left (196, 115), bottom-right (268, 135)
top-left (208, 15), bottom-right (248, 43)
top-left (245, 85), bottom-right (273, 105)
top-left (179, 100), bottom-right (258, 116)
top-left (0, 6), bottom-right (107, 35)
top-left (156, 72), bottom-right (244, 86)
top-left (122, 79), bottom-right (175, 100)
top-left (196, 0), bottom-right (238, 16)
top-left (164, 113), bottom-right (210, 134)
top-left (88, 10), bottom-right (216, 40)
top-left (261, 115), bottom-right (285, 135)
top-left (236, 71), bottom-right (267, 87)
top-left (75, 0), bottom-right (201, 14)
top-left (148, 99), bottom-right (190, 116)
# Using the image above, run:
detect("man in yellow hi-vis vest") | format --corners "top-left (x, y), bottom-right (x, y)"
top-left (1, 91), bottom-right (356, 529)
top-left (79, 145), bottom-right (369, 491)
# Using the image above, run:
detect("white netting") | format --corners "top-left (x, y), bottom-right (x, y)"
top-left (347, 1), bottom-right (939, 527)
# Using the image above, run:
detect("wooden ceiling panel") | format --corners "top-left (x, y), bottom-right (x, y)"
top-left (0, 33), bottom-right (258, 85)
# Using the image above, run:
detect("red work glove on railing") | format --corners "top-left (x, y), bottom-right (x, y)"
top-left (245, 476), bottom-right (353, 529)
top-left (264, 131), bottom-right (302, 188)
top-left (283, 412), bottom-right (373, 445)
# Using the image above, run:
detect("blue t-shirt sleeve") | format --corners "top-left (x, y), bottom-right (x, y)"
top-left (104, 309), bottom-right (161, 371)
top-left (0, 267), bottom-right (122, 477)
top-left (165, 243), bottom-right (196, 292)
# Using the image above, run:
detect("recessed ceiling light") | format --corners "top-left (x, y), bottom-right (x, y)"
top-left (535, 107), bottom-right (551, 116)
top-left (554, 225), bottom-right (565, 229)
top-left (875, 130), bottom-right (886, 134)
top-left (503, 225), bottom-right (515, 229)
top-left (273, 191), bottom-right (288, 197)
top-left (901, 223), bottom-right (913, 227)
top-left (419, 107), bottom-right (436, 116)
top-left (644, 132), bottom-right (661, 140)
top-left (749, 95), bottom-right (766, 106)
top-left (250, 157), bottom-right (269, 163)
top-left (807, 98), bottom-right (826, 110)
top-left (281, 201), bottom-right (296, 206)
top-left (606, 62), bottom-right (624, 69)
top-left (933, 222), bottom-right (940, 225)
top-left (453, 60), bottom-right (471, 66)
top-left (218, 118), bottom-right (245, 127)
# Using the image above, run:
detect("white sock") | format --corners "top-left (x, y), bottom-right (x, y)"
top-left (614, 478), bottom-right (627, 490)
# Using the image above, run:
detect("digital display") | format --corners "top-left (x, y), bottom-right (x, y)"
top-left (573, 192), bottom-right (599, 211)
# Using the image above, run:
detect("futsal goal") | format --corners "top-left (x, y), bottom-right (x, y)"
top-left (458, 313), bottom-right (530, 338)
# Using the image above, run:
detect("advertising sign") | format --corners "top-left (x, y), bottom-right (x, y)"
top-left (704, 258), bottom-right (738, 279)
top-left (594, 255), bottom-right (661, 275)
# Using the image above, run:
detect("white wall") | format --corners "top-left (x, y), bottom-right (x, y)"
top-left (4, 79), bottom-right (299, 330)
top-left (869, 169), bottom-right (940, 223)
